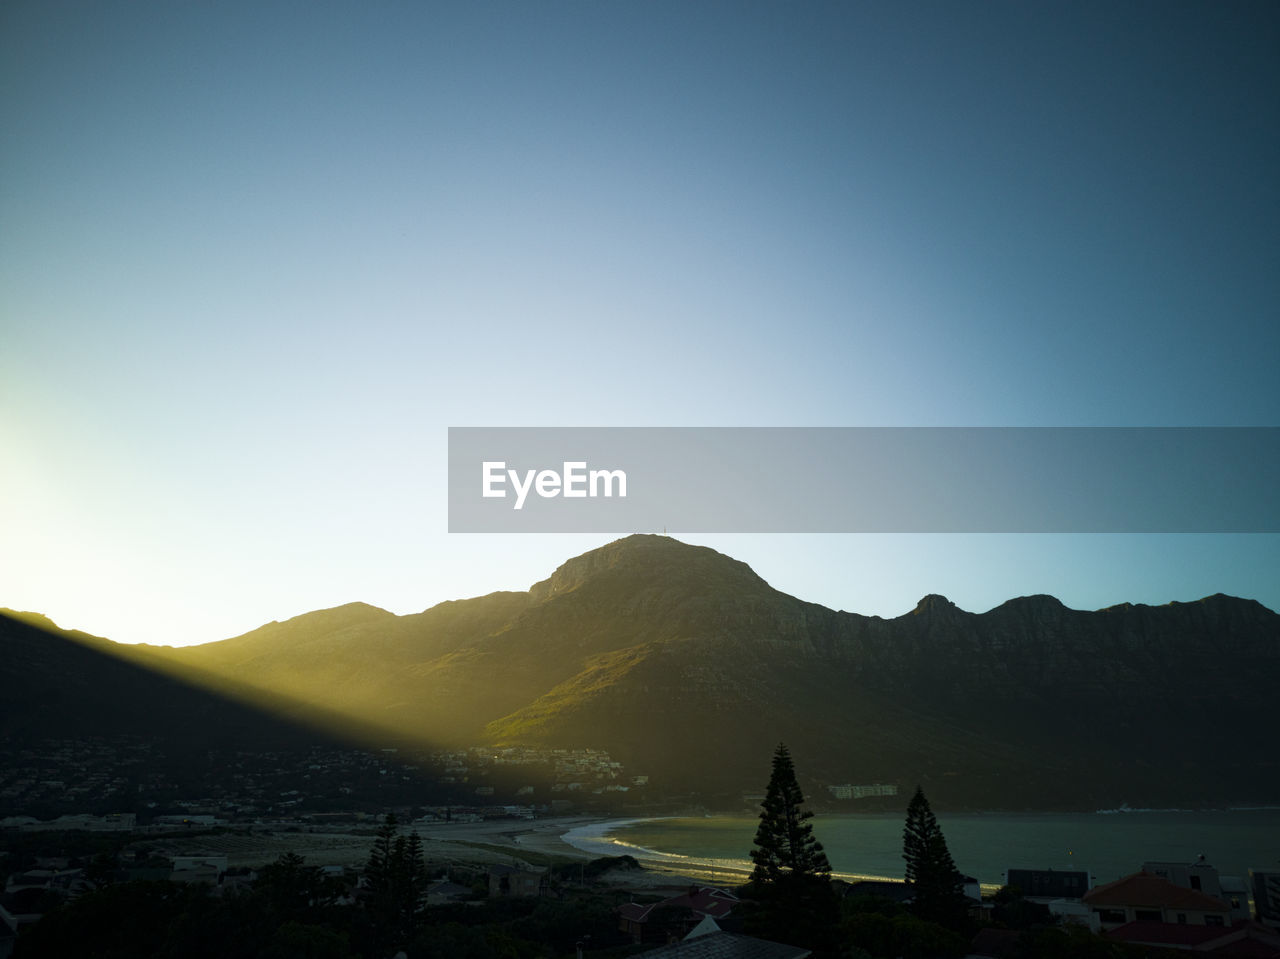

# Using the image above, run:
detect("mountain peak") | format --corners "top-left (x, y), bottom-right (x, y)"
top-left (0, 609), bottom-right (61, 632)
top-left (528, 535), bottom-right (768, 602)
top-left (207, 601), bottom-right (394, 651)
top-left (0, 609), bottom-right (110, 644)
top-left (996, 594), bottom-right (1069, 612)
top-left (911, 593), bottom-right (958, 614)
top-left (266, 601), bottom-right (393, 629)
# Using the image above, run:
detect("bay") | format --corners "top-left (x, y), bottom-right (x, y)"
top-left (566, 809), bottom-right (1280, 888)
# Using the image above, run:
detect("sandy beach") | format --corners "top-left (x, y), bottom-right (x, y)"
top-left (414, 815), bottom-right (755, 888)
top-left (140, 815), bottom-right (754, 890)
top-left (138, 816), bottom-right (595, 871)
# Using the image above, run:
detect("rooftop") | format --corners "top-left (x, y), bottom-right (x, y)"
top-left (1084, 871), bottom-right (1230, 912)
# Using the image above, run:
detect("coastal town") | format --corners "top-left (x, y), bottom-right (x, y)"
top-left (3, 736), bottom-right (1279, 957)
top-left (0, 737), bottom-right (648, 826)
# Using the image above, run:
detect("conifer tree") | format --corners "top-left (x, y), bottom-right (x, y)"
top-left (750, 743), bottom-right (832, 883)
top-left (746, 743), bottom-right (837, 951)
top-left (364, 813), bottom-right (428, 949)
top-left (902, 785), bottom-right (968, 929)
top-left (391, 830), bottom-right (428, 926)
top-left (364, 813), bottom-right (398, 910)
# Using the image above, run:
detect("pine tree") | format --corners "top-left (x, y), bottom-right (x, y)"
top-left (750, 743), bottom-right (832, 883)
top-left (364, 813), bottom-right (398, 912)
top-left (902, 785), bottom-right (968, 929)
top-left (391, 830), bottom-right (428, 927)
top-left (364, 813), bottom-right (428, 950)
top-left (257, 851), bottom-right (338, 918)
top-left (746, 743), bottom-right (837, 951)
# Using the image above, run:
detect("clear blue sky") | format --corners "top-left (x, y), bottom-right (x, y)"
top-left (3, 1), bottom-right (1277, 645)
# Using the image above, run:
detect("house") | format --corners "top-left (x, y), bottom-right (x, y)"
top-left (632, 917), bottom-right (810, 958)
top-left (4, 868), bottom-right (86, 897)
top-left (1003, 867), bottom-right (1095, 926)
top-left (617, 886), bottom-right (739, 944)
top-left (1253, 870), bottom-right (1280, 926)
top-left (487, 863), bottom-right (546, 898)
top-left (1106, 919), bottom-right (1280, 956)
top-left (826, 783), bottom-right (897, 800)
top-left (1220, 876), bottom-right (1253, 923)
top-left (170, 855), bottom-right (228, 885)
top-left (152, 814), bottom-right (226, 827)
top-left (426, 878), bottom-right (473, 905)
top-left (1145, 858), bottom-right (1226, 897)
top-left (169, 863), bottom-right (221, 885)
top-left (1083, 871), bottom-right (1232, 929)
top-left (1144, 858), bottom-right (1252, 922)
top-left (1004, 868), bottom-right (1091, 903)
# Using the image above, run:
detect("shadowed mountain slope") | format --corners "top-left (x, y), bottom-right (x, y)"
top-left (0, 609), bottom-right (379, 753)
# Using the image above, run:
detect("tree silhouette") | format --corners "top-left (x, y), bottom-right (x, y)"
top-left (393, 829), bottom-right (428, 925)
top-left (746, 743), bottom-right (837, 950)
top-left (364, 814), bottom-right (398, 908)
top-left (750, 743), bottom-right (832, 883)
top-left (364, 813), bottom-right (428, 951)
top-left (256, 851), bottom-right (340, 919)
top-left (902, 785), bottom-right (967, 929)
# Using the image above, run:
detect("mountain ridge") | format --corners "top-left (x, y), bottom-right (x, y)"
top-left (30, 537), bottom-right (1267, 653)
top-left (5, 535), bottom-right (1277, 806)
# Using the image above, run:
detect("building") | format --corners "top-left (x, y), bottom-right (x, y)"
top-left (171, 855), bottom-right (228, 874)
top-left (1004, 868), bottom-right (1091, 903)
top-left (1083, 871), bottom-right (1232, 929)
top-left (1106, 919), bottom-right (1280, 956)
top-left (1144, 859), bottom-right (1224, 897)
top-left (426, 878), bottom-right (472, 906)
top-left (487, 863), bottom-right (546, 898)
top-left (1144, 858), bottom-right (1252, 923)
top-left (1254, 870), bottom-right (1280, 927)
top-left (0, 813), bottom-right (136, 832)
top-left (826, 783), bottom-right (897, 800)
top-left (1220, 876), bottom-right (1252, 923)
top-left (152, 814), bottom-right (227, 828)
top-left (633, 919), bottom-right (811, 958)
top-left (617, 886), bottom-right (739, 944)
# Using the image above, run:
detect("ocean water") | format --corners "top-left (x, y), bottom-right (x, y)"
top-left (563, 809), bottom-right (1280, 887)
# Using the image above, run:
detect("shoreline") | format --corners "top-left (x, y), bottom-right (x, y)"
top-left (409, 814), bottom-right (758, 887)
top-left (138, 808), bottom-right (1279, 894)
top-left (560, 816), bottom-right (904, 888)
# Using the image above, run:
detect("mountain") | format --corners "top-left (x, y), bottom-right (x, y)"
top-left (6, 535), bottom-right (1278, 808)
top-left (0, 608), bottom-right (356, 752)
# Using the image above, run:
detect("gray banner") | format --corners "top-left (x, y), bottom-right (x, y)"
top-left (447, 427), bottom-right (1280, 533)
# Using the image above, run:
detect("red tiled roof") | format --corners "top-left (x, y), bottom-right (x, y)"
top-left (636, 929), bottom-right (810, 958)
top-left (1083, 871), bottom-right (1230, 912)
top-left (618, 887), bottom-right (738, 924)
top-left (1106, 921), bottom-right (1231, 947)
top-left (1219, 940), bottom-right (1280, 958)
top-left (1105, 919), bottom-right (1280, 957)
